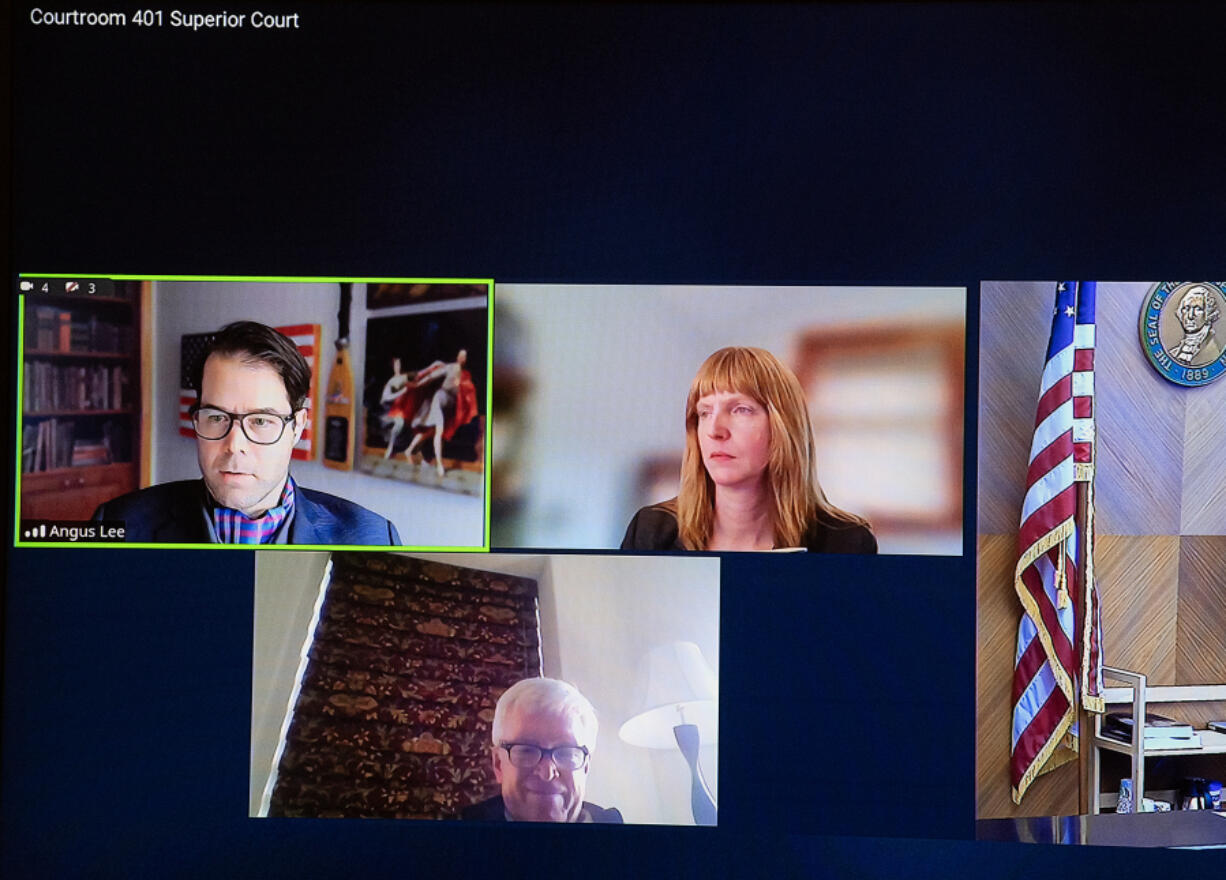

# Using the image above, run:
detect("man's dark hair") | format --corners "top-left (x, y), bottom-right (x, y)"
top-left (193, 321), bottom-right (311, 411)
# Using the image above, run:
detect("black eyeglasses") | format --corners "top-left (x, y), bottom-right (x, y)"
top-left (190, 406), bottom-right (298, 445)
top-left (498, 743), bottom-right (589, 771)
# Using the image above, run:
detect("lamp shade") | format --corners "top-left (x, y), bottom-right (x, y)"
top-left (618, 641), bottom-right (718, 749)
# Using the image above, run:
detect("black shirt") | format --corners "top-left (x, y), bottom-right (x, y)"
top-left (620, 499), bottom-right (877, 554)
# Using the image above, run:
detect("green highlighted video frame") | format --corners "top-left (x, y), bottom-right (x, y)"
top-left (14, 274), bottom-right (495, 551)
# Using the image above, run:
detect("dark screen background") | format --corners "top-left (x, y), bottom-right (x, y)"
top-left (7, 3), bottom-right (1226, 877)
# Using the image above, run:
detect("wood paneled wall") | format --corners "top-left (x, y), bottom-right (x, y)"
top-left (977, 281), bottom-right (1226, 819)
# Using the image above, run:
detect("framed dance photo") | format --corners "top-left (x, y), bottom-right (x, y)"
top-left (359, 305), bottom-right (487, 495)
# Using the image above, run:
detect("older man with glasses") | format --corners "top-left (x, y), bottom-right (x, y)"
top-left (92, 321), bottom-right (400, 545)
top-left (462, 677), bottom-right (623, 823)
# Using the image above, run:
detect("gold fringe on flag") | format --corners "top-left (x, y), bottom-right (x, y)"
top-left (1011, 516), bottom-right (1079, 804)
top-left (1080, 461), bottom-right (1104, 714)
top-left (1013, 517), bottom-right (1077, 708)
top-left (1011, 713), bottom-right (1078, 804)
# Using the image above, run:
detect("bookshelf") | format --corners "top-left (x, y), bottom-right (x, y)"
top-left (20, 280), bottom-right (143, 521)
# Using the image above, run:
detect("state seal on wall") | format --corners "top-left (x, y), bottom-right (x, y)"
top-left (1138, 281), bottom-right (1226, 386)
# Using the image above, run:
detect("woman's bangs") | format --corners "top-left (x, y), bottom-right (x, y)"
top-left (691, 350), bottom-right (766, 404)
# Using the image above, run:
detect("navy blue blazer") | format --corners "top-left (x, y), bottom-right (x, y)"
top-left (91, 479), bottom-right (402, 545)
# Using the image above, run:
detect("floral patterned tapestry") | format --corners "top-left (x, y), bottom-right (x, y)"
top-left (268, 553), bottom-right (541, 819)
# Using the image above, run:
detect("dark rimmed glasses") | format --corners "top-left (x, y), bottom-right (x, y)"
top-left (190, 406), bottom-right (298, 445)
top-left (498, 743), bottom-right (589, 771)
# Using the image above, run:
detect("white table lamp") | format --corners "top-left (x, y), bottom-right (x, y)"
top-left (618, 641), bottom-right (717, 825)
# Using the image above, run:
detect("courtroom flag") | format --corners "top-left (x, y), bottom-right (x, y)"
top-left (1010, 281), bottom-right (1104, 804)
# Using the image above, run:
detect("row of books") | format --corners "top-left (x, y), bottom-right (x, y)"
top-left (24, 362), bottom-right (132, 413)
top-left (1102, 712), bottom-right (1202, 750)
top-left (26, 306), bottom-right (135, 354)
top-left (21, 418), bottom-right (133, 473)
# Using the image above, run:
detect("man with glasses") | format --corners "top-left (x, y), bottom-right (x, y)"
top-left (92, 321), bottom-right (400, 544)
top-left (461, 677), bottom-right (623, 823)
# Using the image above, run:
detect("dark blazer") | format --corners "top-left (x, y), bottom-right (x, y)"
top-left (621, 499), bottom-right (877, 554)
top-left (91, 479), bottom-right (402, 545)
top-left (459, 794), bottom-right (624, 824)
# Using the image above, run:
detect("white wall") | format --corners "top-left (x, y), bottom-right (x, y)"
top-left (149, 281), bottom-right (484, 547)
top-left (249, 550), bottom-right (331, 816)
top-left (497, 284), bottom-right (964, 550)
top-left (540, 554), bottom-right (720, 825)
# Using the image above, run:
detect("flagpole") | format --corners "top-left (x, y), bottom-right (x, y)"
top-left (1075, 480), bottom-right (1091, 815)
top-left (1070, 280), bottom-right (1102, 815)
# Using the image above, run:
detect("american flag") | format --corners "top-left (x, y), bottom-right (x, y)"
top-left (178, 323), bottom-right (320, 461)
top-left (1010, 281), bottom-right (1103, 804)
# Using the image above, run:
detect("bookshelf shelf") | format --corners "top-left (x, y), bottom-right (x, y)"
top-left (22, 462), bottom-right (134, 484)
top-left (25, 409), bottom-right (136, 418)
top-left (24, 350), bottom-right (132, 360)
top-left (1091, 667), bottom-right (1226, 813)
top-left (26, 293), bottom-right (134, 307)
top-left (1095, 729), bottom-right (1226, 758)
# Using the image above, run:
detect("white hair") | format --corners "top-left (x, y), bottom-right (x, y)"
top-left (490, 677), bottom-right (599, 750)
